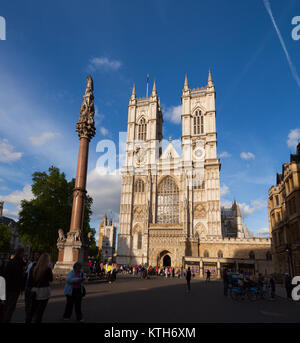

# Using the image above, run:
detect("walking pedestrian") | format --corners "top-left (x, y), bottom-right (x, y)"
top-left (206, 269), bottom-right (211, 281)
top-left (63, 262), bottom-right (86, 322)
top-left (186, 267), bottom-right (191, 293)
top-left (3, 246), bottom-right (26, 323)
top-left (24, 251), bottom-right (41, 322)
top-left (223, 268), bottom-right (228, 296)
top-left (26, 253), bottom-right (53, 323)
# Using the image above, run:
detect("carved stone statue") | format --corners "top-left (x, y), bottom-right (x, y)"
top-left (76, 75), bottom-right (96, 140)
top-left (57, 229), bottom-right (66, 243)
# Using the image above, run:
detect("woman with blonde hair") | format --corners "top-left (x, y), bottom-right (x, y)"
top-left (26, 253), bottom-right (53, 323)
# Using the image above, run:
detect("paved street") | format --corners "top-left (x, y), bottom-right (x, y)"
top-left (12, 276), bottom-right (300, 323)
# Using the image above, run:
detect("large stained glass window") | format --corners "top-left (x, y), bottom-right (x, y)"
top-left (157, 177), bottom-right (179, 224)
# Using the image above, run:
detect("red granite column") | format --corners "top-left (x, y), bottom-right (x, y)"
top-left (69, 137), bottom-right (89, 232)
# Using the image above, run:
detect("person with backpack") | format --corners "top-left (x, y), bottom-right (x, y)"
top-left (26, 253), bottom-right (53, 323)
top-left (63, 262), bottom-right (86, 322)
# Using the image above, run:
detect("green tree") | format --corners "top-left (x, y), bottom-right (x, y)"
top-left (18, 166), bottom-right (94, 261)
top-left (0, 223), bottom-right (12, 252)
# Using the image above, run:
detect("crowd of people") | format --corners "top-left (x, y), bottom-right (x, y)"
top-left (117, 264), bottom-right (184, 279)
top-left (0, 247), bottom-right (106, 323)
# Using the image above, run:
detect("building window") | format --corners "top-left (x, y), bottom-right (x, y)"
top-left (157, 177), bottom-right (179, 224)
top-left (277, 212), bottom-right (281, 222)
top-left (135, 179), bottom-right (145, 193)
top-left (266, 251), bottom-right (272, 260)
top-left (204, 250), bottom-right (209, 258)
top-left (193, 110), bottom-right (204, 135)
top-left (137, 232), bottom-right (142, 250)
top-left (279, 230), bottom-right (284, 245)
top-left (275, 195), bottom-right (279, 206)
top-left (138, 117), bottom-right (147, 141)
top-left (249, 251), bottom-right (255, 260)
top-left (218, 250), bottom-right (223, 258)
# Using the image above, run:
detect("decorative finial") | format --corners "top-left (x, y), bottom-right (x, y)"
top-left (169, 136), bottom-right (172, 143)
top-left (76, 75), bottom-right (96, 140)
top-left (184, 73), bottom-right (189, 91)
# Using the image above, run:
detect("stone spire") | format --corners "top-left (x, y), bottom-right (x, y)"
top-left (183, 73), bottom-right (189, 91)
top-left (131, 83), bottom-right (136, 100)
top-left (76, 75), bottom-right (96, 141)
top-left (151, 80), bottom-right (157, 97)
top-left (207, 68), bottom-right (214, 88)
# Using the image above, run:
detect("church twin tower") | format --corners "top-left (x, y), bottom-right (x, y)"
top-left (117, 71), bottom-right (222, 268)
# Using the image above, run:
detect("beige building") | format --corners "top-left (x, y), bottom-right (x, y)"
top-left (98, 214), bottom-right (117, 263)
top-left (116, 71), bottom-right (272, 278)
top-left (268, 143), bottom-right (300, 276)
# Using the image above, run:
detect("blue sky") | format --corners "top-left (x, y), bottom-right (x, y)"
top-left (0, 0), bottom-right (300, 241)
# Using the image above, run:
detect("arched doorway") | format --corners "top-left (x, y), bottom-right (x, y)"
top-left (163, 255), bottom-right (171, 267)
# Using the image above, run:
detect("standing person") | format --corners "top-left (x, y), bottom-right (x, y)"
top-left (269, 275), bottom-right (276, 300)
top-left (186, 267), bottom-right (192, 293)
top-left (3, 246), bottom-right (26, 323)
top-left (24, 251), bottom-right (41, 322)
top-left (223, 268), bottom-right (228, 296)
top-left (172, 268), bottom-right (175, 278)
top-left (284, 273), bottom-right (293, 299)
top-left (63, 262), bottom-right (86, 322)
top-left (206, 269), bottom-right (211, 281)
top-left (26, 253), bottom-right (53, 323)
top-left (107, 264), bottom-right (112, 283)
top-left (165, 267), bottom-right (168, 279)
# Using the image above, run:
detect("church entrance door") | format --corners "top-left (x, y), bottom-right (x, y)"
top-left (163, 255), bottom-right (171, 267)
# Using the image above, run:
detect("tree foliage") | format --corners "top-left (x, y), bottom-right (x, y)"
top-left (18, 166), bottom-right (95, 260)
top-left (0, 223), bottom-right (12, 252)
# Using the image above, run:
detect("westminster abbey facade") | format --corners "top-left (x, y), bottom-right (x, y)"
top-left (116, 71), bottom-right (272, 278)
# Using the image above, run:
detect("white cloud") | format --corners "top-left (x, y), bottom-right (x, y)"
top-left (239, 199), bottom-right (266, 217)
top-left (29, 131), bottom-right (60, 146)
top-left (99, 127), bottom-right (109, 136)
top-left (219, 151), bottom-right (231, 158)
top-left (256, 227), bottom-right (270, 236)
top-left (0, 184), bottom-right (33, 207)
top-left (88, 57), bottom-right (122, 72)
top-left (240, 152), bottom-right (255, 160)
top-left (287, 128), bottom-right (300, 149)
top-left (0, 139), bottom-right (22, 162)
top-left (220, 184), bottom-right (229, 196)
top-left (87, 168), bottom-right (122, 225)
top-left (3, 208), bottom-right (19, 219)
top-left (164, 105), bottom-right (182, 124)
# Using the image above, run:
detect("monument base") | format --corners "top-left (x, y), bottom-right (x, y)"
top-left (53, 230), bottom-right (90, 277)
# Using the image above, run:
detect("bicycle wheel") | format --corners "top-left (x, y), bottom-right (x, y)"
top-left (230, 290), bottom-right (241, 301)
top-left (247, 290), bottom-right (258, 301)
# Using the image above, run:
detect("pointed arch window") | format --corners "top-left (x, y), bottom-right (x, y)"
top-left (193, 110), bottom-right (204, 135)
top-left (204, 250), bottom-right (209, 258)
top-left (157, 177), bottom-right (179, 224)
top-left (138, 117), bottom-right (147, 141)
top-left (249, 251), bottom-right (255, 260)
top-left (135, 179), bottom-right (145, 193)
top-left (137, 232), bottom-right (142, 249)
top-left (218, 250), bottom-right (223, 258)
